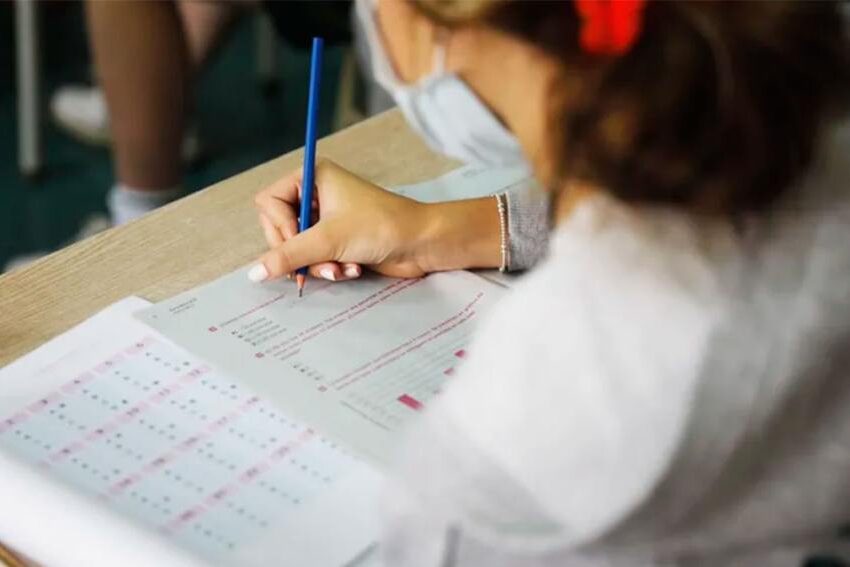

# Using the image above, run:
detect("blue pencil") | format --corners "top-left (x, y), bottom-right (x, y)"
top-left (296, 37), bottom-right (324, 298)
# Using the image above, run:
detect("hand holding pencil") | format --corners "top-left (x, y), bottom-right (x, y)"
top-left (250, 159), bottom-right (504, 283)
top-left (248, 40), bottom-right (505, 286)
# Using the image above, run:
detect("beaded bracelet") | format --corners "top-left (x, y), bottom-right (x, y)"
top-left (495, 193), bottom-right (510, 272)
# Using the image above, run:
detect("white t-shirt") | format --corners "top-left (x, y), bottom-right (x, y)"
top-left (380, 126), bottom-right (850, 567)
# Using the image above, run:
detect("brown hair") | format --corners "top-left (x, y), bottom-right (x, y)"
top-left (416, 0), bottom-right (850, 214)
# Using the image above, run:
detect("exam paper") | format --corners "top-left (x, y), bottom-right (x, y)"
top-left (137, 270), bottom-right (505, 463)
top-left (392, 163), bottom-right (532, 203)
top-left (0, 298), bottom-right (381, 567)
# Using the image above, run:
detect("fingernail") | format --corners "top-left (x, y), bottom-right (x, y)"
top-left (248, 264), bottom-right (269, 283)
top-left (344, 266), bottom-right (360, 278)
top-left (320, 268), bottom-right (336, 281)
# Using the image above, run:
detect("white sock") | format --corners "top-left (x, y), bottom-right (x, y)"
top-left (106, 183), bottom-right (183, 225)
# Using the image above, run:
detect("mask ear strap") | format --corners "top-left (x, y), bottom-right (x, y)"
top-left (432, 28), bottom-right (450, 74)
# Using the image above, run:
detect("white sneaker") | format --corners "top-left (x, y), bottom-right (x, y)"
top-left (51, 85), bottom-right (111, 145)
top-left (3, 214), bottom-right (113, 273)
top-left (50, 85), bottom-right (203, 163)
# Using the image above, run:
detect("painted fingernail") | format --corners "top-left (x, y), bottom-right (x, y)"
top-left (320, 268), bottom-right (336, 281)
top-left (344, 266), bottom-right (360, 278)
top-left (248, 264), bottom-right (269, 283)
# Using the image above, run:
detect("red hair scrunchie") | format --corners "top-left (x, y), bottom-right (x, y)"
top-left (575, 0), bottom-right (647, 56)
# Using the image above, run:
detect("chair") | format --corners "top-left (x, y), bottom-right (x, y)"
top-left (15, 0), bottom-right (41, 178)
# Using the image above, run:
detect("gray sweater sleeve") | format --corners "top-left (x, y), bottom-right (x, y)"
top-left (504, 181), bottom-right (551, 271)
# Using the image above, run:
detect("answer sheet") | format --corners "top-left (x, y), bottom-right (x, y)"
top-left (137, 270), bottom-right (505, 463)
top-left (392, 163), bottom-right (533, 203)
top-left (0, 298), bottom-right (381, 567)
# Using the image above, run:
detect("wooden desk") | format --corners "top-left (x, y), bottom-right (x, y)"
top-left (0, 109), bottom-right (454, 565)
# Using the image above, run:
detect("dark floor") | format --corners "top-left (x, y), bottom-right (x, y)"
top-left (0, 1), bottom-right (343, 270)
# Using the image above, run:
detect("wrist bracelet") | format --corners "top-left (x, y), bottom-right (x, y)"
top-left (495, 193), bottom-right (510, 272)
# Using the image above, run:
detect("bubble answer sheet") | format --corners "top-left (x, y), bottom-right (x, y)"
top-left (0, 298), bottom-right (382, 567)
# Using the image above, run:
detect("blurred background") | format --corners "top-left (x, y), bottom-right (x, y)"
top-left (1, 0), bottom-right (386, 273)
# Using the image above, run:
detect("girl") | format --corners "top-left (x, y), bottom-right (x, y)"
top-left (252, 1), bottom-right (850, 565)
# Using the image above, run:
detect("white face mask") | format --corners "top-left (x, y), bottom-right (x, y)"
top-left (355, 0), bottom-right (528, 167)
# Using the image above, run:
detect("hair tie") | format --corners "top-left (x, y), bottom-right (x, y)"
top-left (575, 0), bottom-right (647, 56)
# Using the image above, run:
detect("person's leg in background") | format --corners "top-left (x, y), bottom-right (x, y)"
top-left (180, 0), bottom-right (249, 74)
top-left (5, 1), bottom-right (253, 272)
top-left (85, 0), bottom-right (252, 225)
top-left (51, 1), bottom-right (250, 159)
top-left (85, 0), bottom-right (188, 224)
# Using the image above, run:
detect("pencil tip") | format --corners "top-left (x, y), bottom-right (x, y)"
top-left (295, 273), bottom-right (306, 297)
